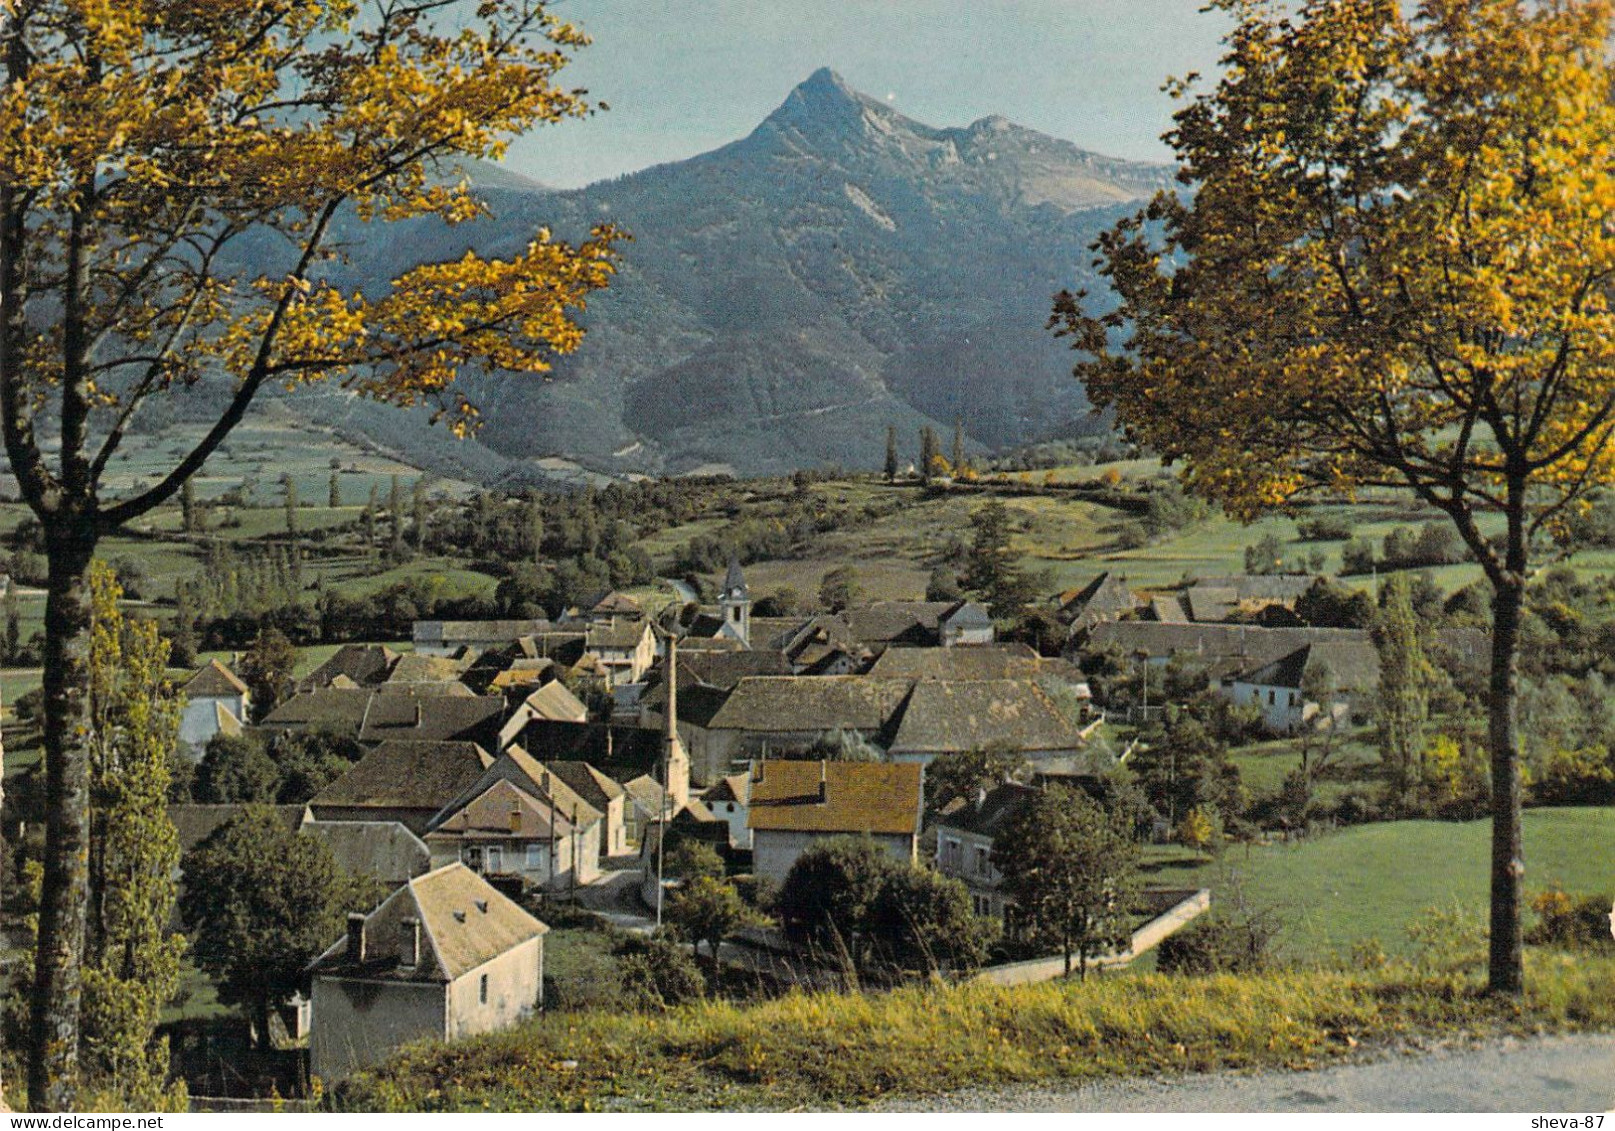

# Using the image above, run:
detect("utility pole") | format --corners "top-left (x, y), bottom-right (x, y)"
top-left (656, 631), bottom-right (680, 930)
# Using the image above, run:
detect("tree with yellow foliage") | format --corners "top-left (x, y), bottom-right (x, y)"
top-left (1053, 0), bottom-right (1615, 995)
top-left (1, 0), bottom-right (618, 1106)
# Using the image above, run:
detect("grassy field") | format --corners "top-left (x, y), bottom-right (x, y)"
top-left (1160, 807), bottom-right (1615, 960)
top-left (335, 950), bottom-right (1615, 1111)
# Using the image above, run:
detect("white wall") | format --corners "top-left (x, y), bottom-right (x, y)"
top-left (444, 937), bottom-right (543, 1043)
top-left (753, 829), bottom-right (915, 884)
top-left (309, 977), bottom-right (445, 1082)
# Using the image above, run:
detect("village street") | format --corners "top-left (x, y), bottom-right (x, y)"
top-left (876, 1032), bottom-right (1615, 1113)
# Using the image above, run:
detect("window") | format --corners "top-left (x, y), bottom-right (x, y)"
top-left (462, 846), bottom-right (482, 871)
top-left (942, 838), bottom-right (961, 869)
top-left (525, 844), bottom-right (544, 870)
top-left (1267, 689), bottom-right (1276, 706)
top-left (975, 845), bottom-right (990, 877)
top-left (479, 974), bottom-right (488, 1005)
top-left (484, 846), bottom-right (503, 874)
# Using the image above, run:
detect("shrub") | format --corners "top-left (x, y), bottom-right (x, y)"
top-left (1155, 914), bottom-right (1276, 975)
top-left (1527, 886), bottom-right (1614, 950)
top-left (1296, 513), bottom-right (1354, 541)
top-left (616, 934), bottom-right (706, 1010)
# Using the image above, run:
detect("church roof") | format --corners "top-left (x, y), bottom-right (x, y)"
top-left (723, 558), bottom-right (749, 597)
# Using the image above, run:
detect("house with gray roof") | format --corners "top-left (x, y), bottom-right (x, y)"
top-left (1055, 573), bottom-right (1142, 635)
top-left (1228, 639), bottom-right (1383, 733)
top-left (179, 660), bottom-right (250, 757)
top-left (425, 745), bottom-right (604, 887)
top-left (693, 675), bottom-right (914, 782)
top-left (301, 820), bottom-right (431, 888)
top-left (546, 761), bottom-right (628, 857)
top-left (938, 600), bottom-right (994, 647)
top-left (884, 680), bottom-right (1086, 767)
top-left (934, 783), bottom-right (1041, 921)
top-left (412, 618), bottom-right (553, 657)
top-left (296, 644), bottom-right (400, 694)
top-left (356, 694), bottom-right (510, 749)
top-left (307, 741), bottom-right (495, 834)
top-left (307, 863), bottom-right (547, 1080)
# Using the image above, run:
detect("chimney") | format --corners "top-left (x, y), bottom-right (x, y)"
top-left (509, 803), bottom-right (522, 834)
top-left (752, 760), bottom-right (763, 784)
top-left (345, 913), bottom-right (367, 964)
top-left (399, 917), bottom-right (420, 968)
top-left (665, 636), bottom-right (678, 740)
top-left (818, 760), bottom-right (828, 804)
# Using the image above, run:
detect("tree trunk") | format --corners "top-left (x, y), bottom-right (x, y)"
top-left (1487, 574), bottom-right (1526, 995)
top-left (28, 521), bottom-right (97, 1111)
top-left (253, 995), bottom-right (274, 1052)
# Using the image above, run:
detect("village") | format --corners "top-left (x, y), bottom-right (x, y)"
top-left (152, 553), bottom-right (1496, 1093)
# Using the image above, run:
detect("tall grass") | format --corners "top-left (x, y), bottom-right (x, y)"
top-left (336, 949), bottom-right (1615, 1112)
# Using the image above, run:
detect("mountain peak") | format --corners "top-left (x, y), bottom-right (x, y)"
top-left (764, 67), bottom-right (868, 131)
top-left (799, 67), bottom-right (855, 99)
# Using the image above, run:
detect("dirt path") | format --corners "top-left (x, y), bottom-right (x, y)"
top-left (876, 1032), bottom-right (1615, 1112)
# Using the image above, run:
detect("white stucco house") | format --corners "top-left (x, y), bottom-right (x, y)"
top-left (746, 760), bottom-right (922, 884)
top-left (307, 863), bottom-right (548, 1081)
top-left (178, 660), bottom-right (250, 757)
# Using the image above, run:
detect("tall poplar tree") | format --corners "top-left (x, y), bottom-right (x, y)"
top-left (1054, 0), bottom-right (1615, 994)
top-left (1376, 573), bottom-right (1432, 801)
top-left (80, 563), bottom-right (185, 1109)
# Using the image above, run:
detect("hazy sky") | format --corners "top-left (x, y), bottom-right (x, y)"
top-left (504, 1), bottom-right (1233, 188)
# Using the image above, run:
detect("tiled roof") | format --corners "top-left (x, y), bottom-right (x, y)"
top-left (748, 760), bottom-right (922, 837)
top-left (842, 602), bottom-right (955, 645)
top-left (308, 741), bottom-right (495, 811)
top-left (939, 600), bottom-right (993, 628)
top-left (425, 778), bottom-right (575, 840)
top-left (432, 745), bottom-right (604, 831)
top-left (936, 782), bottom-right (1041, 839)
top-left (1149, 595), bottom-right (1190, 624)
top-left (545, 760), bottom-right (625, 812)
top-left (357, 694), bottom-right (508, 746)
top-left (621, 774), bottom-right (666, 817)
top-left (886, 680), bottom-right (1084, 756)
top-left (382, 653), bottom-right (472, 687)
top-left (1056, 573), bottom-right (1140, 626)
top-left (414, 619), bottom-right (552, 645)
top-left (296, 644), bottom-right (399, 692)
top-left (301, 820), bottom-right (430, 886)
top-left (1083, 623), bottom-right (1369, 675)
top-left (259, 688), bottom-right (376, 732)
top-left (706, 676), bottom-right (912, 733)
top-left (702, 772), bottom-right (751, 806)
top-left (184, 660), bottom-right (249, 699)
top-left (586, 618), bottom-right (650, 652)
top-left (589, 591), bottom-right (645, 617)
top-left (865, 644), bottom-right (1043, 682)
top-left (1235, 639), bottom-right (1383, 692)
top-left (516, 721), bottom-right (668, 777)
top-left (1183, 586), bottom-right (1239, 623)
top-left (521, 681), bottom-right (589, 723)
top-left (309, 863), bottom-right (546, 983)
